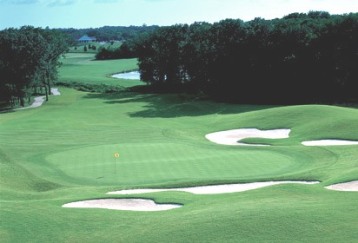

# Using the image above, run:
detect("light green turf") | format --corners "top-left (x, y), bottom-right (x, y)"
top-left (1, 88), bottom-right (357, 242)
top-left (58, 53), bottom-right (143, 87)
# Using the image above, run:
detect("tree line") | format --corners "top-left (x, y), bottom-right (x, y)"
top-left (0, 26), bottom-right (69, 107)
top-left (135, 12), bottom-right (358, 104)
top-left (95, 41), bottom-right (137, 60)
top-left (58, 25), bottom-right (159, 44)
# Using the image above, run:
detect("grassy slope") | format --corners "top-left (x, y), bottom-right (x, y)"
top-left (0, 87), bottom-right (357, 242)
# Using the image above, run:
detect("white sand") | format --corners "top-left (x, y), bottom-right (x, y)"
top-left (205, 128), bottom-right (291, 146)
top-left (302, 140), bottom-right (358, 146)
top-left (51, 88), bottom-right (61, 96)
top-left (62, 199), bottom-right (181, 211)
top-left (108, 181), bottom-right (319, 195)
top-left (325, 181), bottom-right (358, 191)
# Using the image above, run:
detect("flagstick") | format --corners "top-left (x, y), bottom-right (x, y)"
top-left (114, 152), bottom-right (120, 179)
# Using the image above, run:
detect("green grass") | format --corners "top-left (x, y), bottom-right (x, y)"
top-left (1, 87), bottom-right (357, 242)
top-left (58, 53), bottom-right (143, 88)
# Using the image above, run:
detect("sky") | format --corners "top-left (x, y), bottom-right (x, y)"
top-left (0, 0), bottom-right (357, 29)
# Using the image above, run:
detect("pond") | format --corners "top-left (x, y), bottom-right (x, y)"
top-left (112, 71), bottom-right (140, 80)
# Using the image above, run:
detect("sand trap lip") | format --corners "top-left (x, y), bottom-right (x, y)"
top-left (112, 71), bottom-right (140, 80)
top-left (108, 181), bottom-right (319, 195)
top-left (302, 140), bottom-right (358, 146)
top-left (205, 128), bottom-right (291, 146)
top-left (325, 181), bottom-right (358, 191)
top-left (62, 198), bottom-right (181, 211)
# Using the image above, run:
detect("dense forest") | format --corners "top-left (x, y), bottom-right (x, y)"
top-left (134, 12), bottom-right (358, 104)
top-left (0, 27), bottom-right (69, 106)
top-left (1, 12), bottom-right (357, 106)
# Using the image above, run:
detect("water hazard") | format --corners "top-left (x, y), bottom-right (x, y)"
top-left (112, 71), bottom-right (140, 80)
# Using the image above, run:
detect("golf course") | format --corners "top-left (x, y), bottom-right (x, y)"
top-left (0, 52), bottom-right (357, 242)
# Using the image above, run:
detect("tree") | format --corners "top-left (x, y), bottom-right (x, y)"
top-left (135, 13), bottom-right (358, 104)
top-left (38, 28), bottom-right (69, 101)
top-left (181, 22), bottom-right (213, 92)
top-left (0, 26), bottom-right (48, 106)
top-left (0, 26), bottom-right (69, 106)
top-left (95, 41), bottom-right (137, 60)
top-left (205, 19), bottom-right (247, 99)
top-left (136, 25), bottom-right (190, 86)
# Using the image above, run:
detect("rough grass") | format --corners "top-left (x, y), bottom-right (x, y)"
top-left (1, 87), bottom-right (357, 242)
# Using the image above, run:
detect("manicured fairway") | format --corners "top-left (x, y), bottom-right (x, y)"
top-left (58, 53), bottom-right (142, 87)
top-left (1, 86), bottom-right (357, 242)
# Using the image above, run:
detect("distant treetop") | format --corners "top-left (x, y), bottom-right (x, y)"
top-left (57, 25), bottom-right (160, 42)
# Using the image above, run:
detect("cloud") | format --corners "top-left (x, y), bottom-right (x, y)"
top-left (47, 0), bottom-right (76, 7)
top-left (0, 0), bottom-right (39, 4)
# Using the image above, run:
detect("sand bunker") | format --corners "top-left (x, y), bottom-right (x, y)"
top-left (108, 181), bottom-right (319, 195)
top-left (302, 140), bottom-right (358, 146)
top-left (325, 181), bottom-right (358, 191)
top-left (62, 198), bottom-right (181, 211)
top-left (64, 182), bottom-right (318, 212)
top-left (51, 88), bottom-right (61, 96)
top-left (205, 128), bottom-right (291, 146)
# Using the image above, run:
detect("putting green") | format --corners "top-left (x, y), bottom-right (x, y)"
top-left (46, 142), bottom-right (300, 185)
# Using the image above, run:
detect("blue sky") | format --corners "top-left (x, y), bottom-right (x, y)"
top-left (0, 0), bottom-right (357, 29)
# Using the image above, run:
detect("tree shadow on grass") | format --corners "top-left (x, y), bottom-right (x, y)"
top-left (0, 109), bottom-right (15, 114)
top-left (83, 90), bottom-right (275, 118)
top-left (0, 102), bottom-right (15, 113)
